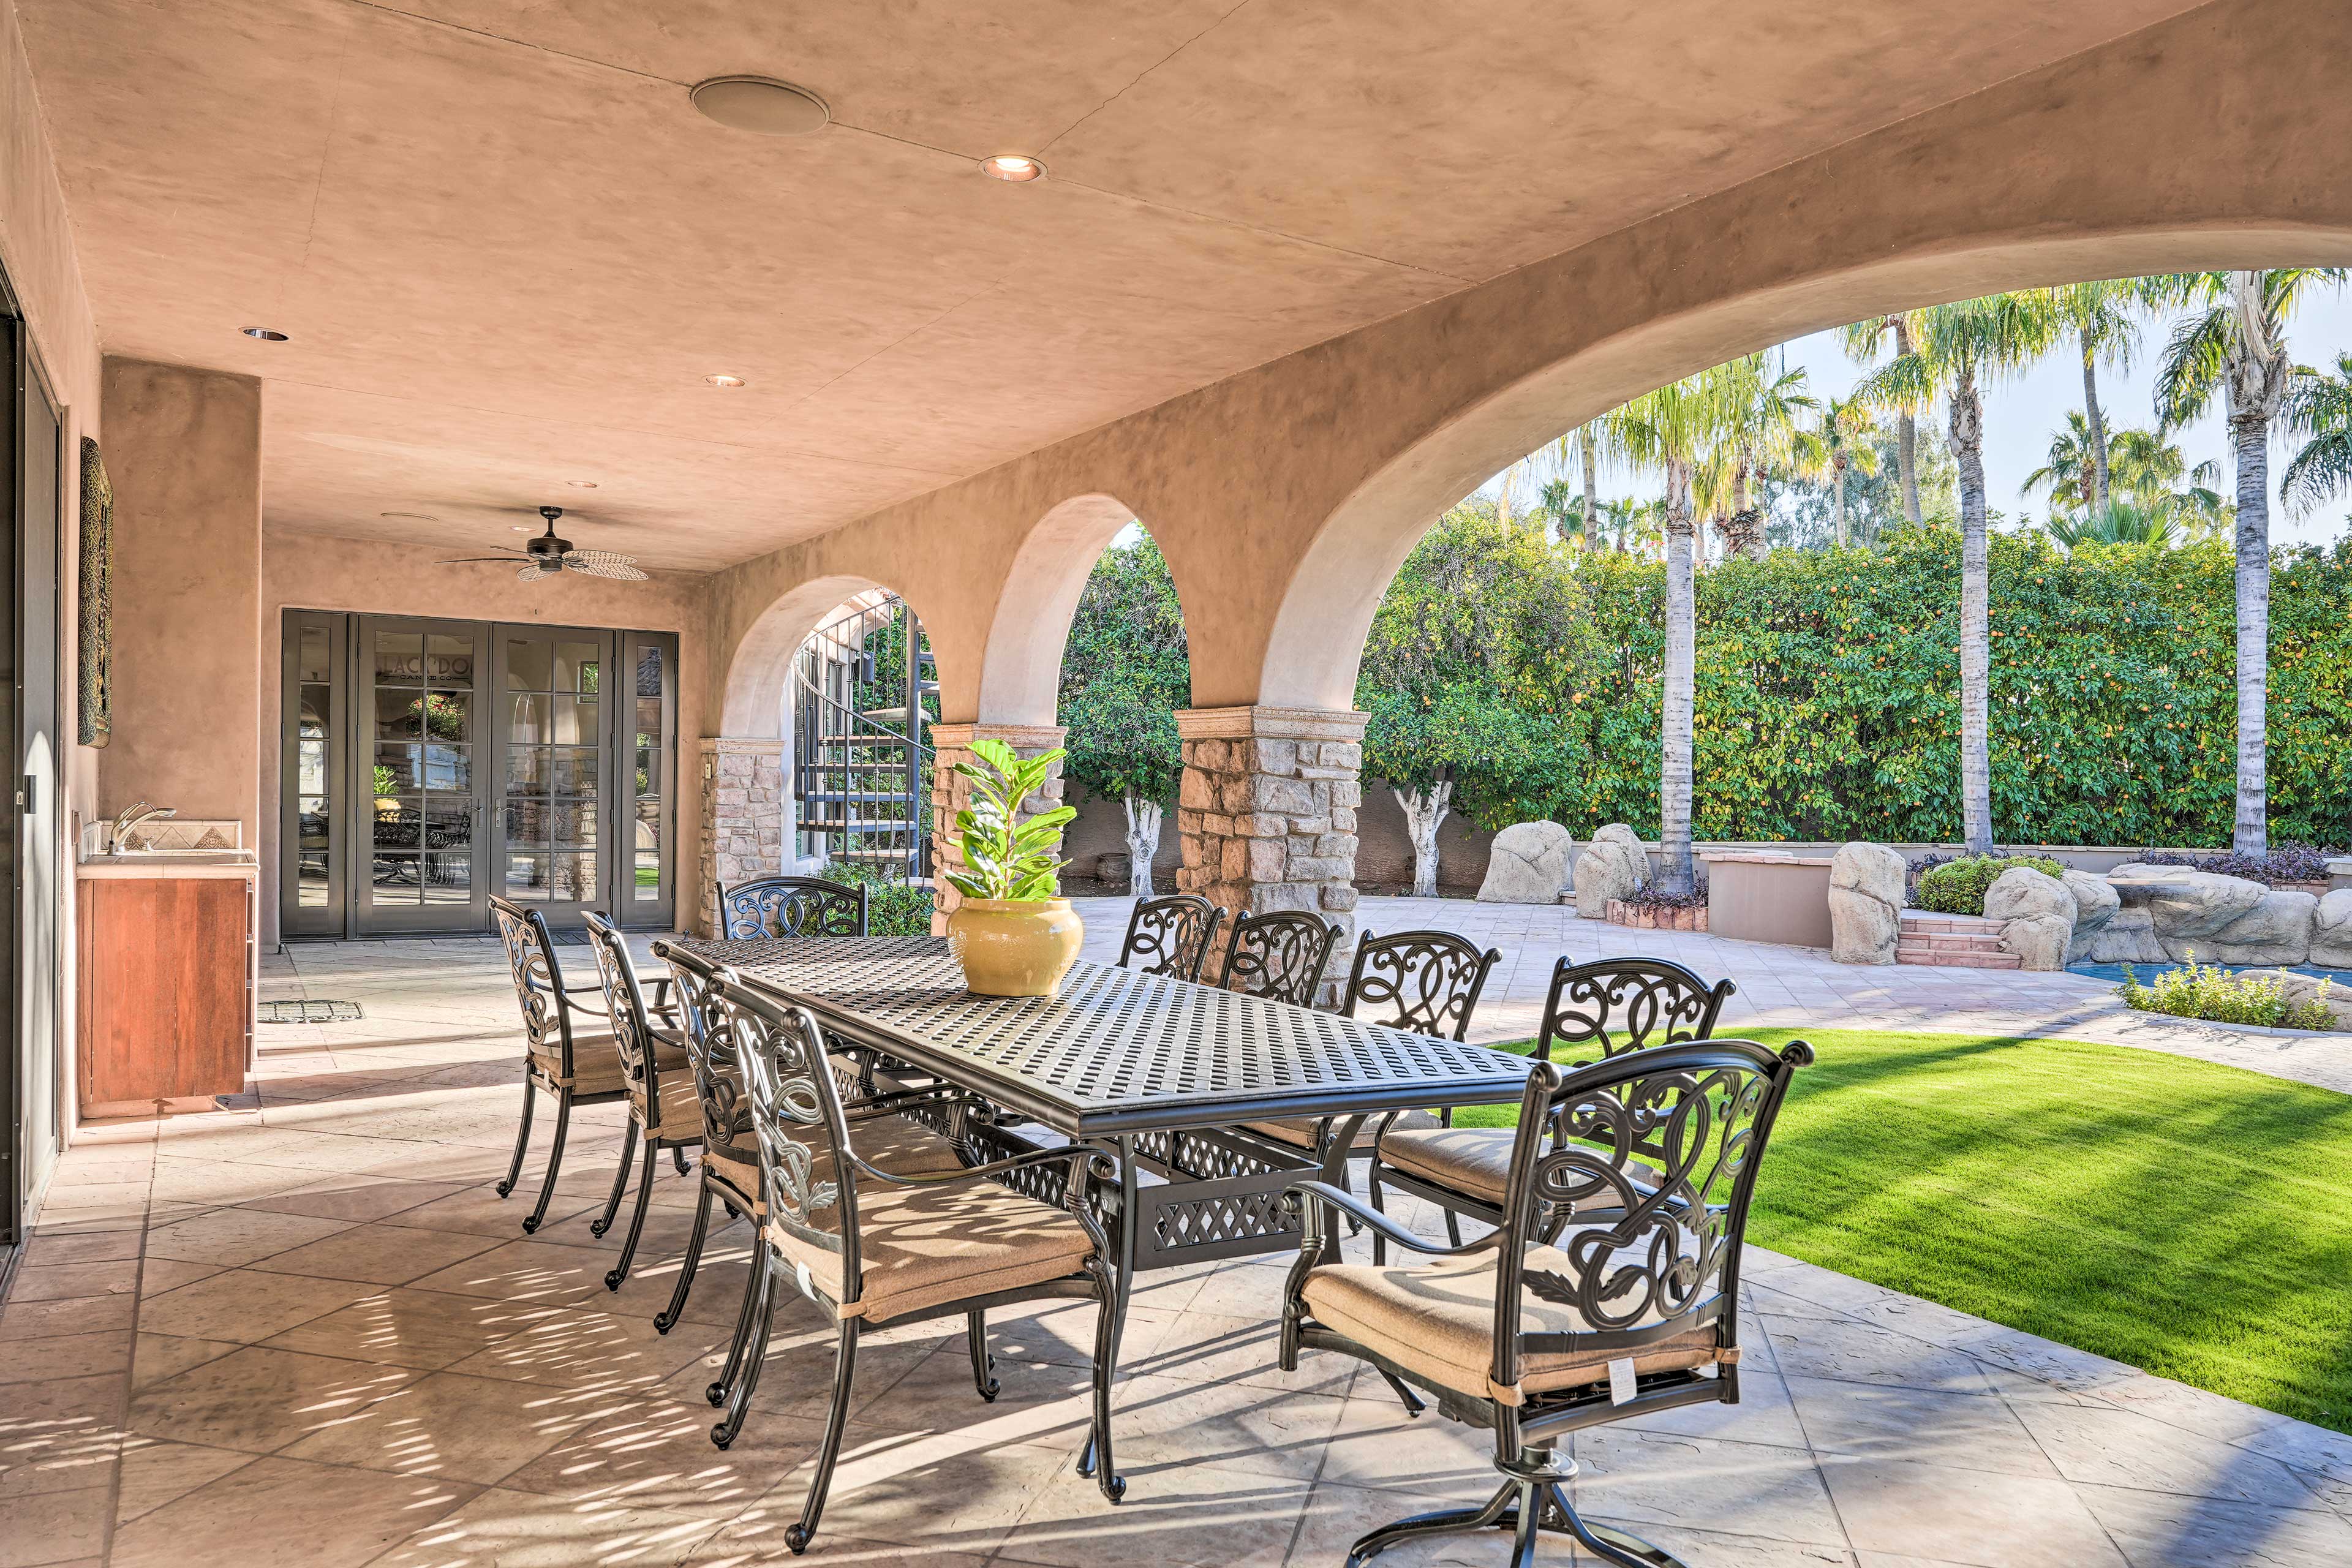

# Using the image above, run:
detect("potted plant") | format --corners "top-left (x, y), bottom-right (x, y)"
top-left (942, 738), bottom-right (1084, 997)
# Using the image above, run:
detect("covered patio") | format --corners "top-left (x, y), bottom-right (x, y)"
top-left (4, 918), bottom-right (2347, 1567)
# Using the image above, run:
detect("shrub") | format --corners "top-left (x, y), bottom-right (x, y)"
top-left (821, 863), bottom-right (936, 937)
top-left (2119, 957), bottom-right (2340, 1031)
top-left (1913, 854), bottom-right (2067, 916)
top-left (2139, 841), bottom-right (2346, 888)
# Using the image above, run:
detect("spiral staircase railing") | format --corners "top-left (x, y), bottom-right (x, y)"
top-left (792, 594), bottom-right (933, 883)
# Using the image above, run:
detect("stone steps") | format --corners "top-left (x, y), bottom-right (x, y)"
top-left (1896, 911), bottom-right (2020, 969)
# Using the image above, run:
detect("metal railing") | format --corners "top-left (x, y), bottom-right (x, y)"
top-left (792, 595), bottom-right (934, 883)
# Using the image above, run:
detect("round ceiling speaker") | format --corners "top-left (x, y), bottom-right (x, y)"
top-left (690, 77), bottom-right (831, 137)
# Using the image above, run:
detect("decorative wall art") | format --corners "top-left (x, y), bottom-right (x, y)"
top-left (77, 435), bottom-right (113, 747)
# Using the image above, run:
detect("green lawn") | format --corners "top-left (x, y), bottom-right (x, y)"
top-left (1456, 1028), bottom-right (2352, 1434)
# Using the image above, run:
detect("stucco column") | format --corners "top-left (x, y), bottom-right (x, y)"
top-left (928, 722), bottom-right (1066, 934)
top-left (698, 736), bottom-right (785, 935)
top-left (1174, 706), bottom-right (1366, 1000)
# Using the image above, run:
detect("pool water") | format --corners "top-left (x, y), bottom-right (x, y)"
top-left (2069, 960), bottom-right (2352, 987)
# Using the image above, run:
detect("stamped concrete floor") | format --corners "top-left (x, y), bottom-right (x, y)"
top-left (5, 925), bottom-right (2351, 1567)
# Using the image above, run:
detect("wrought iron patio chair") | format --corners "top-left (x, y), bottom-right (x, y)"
top-left (717, 873), bottom-right (868, 940)
top-left (489, 896), bottom-right (688, 1234)
top-left (652, 943), bottom-right (974, 1398)
top-left (1115, 892), bottom-right (1225, 981)
top-left (707, 972), bottom-right (1125, 1549)
top-left (1242, 927), bottom-right (1502, 1158)
top-left (1216, 907), bottom-right (1342, 1007)
top-left (1281, 1036), bottom-right (1811, 1568)
top-left (1368, 954), bottom-right (1736, 1259)
top-left (581, 913), bottom-right (709, 1289)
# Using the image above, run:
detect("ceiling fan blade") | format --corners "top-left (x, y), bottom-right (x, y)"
top-left (561, 552), bottom-right (647, 581)
top-left (516, 562), bottom-right (549, 582)
top-left (438, 556), bottom-right (528, 565)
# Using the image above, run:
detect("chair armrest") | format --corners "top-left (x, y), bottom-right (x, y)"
top-left (848, 1142), bottom-right (1116, 1193)
top-left (1284, 1179), bottom-right (1496, 1259)
top-left (842, 1084), bottom-right (963, 1117)
top-left (643, 975), bottom-right (679, 1020)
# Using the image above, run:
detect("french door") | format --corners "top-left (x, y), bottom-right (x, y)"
top-left (279, 612), bottom-right (676, 937)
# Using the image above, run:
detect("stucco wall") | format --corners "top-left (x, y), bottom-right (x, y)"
top-left (97, 358), bottom-right (263, 848)
top-left (258, 529), bottom-right (709, 944)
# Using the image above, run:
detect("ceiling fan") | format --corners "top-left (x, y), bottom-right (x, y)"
top-left (438, 506), bottom-right (647, 581)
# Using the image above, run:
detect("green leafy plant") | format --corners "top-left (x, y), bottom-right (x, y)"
top-left (1914, 854), bottom-right (2067, 915)
top-left (2119, 955), bottom-right (2339, 1030)
top-left (943, 738), bottom-right (1075, 903)
top-left (821, 861), bottom-right (935, 937)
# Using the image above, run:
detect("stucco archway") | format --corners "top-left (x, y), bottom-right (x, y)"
top-left (974, 492), bottom-right (1149, 727)
top-left (1259, 228), bottom-right (2352, 710)
top-left (718, 573), bottom-right (897, 739)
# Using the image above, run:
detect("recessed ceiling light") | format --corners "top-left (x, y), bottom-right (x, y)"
top-left (690, 76), bottom-right (830, 136)
top-left (380, 510), bottom-right (439, 521)
top-left (242, 327), bottom-right (289, 341)
top-left (981, 154), bottom-right (1046, 183)
top-left (565, 480), bottom-right (599, 489)
top-left (705, 374), bottom-right (746, 388)
top-left (511, 525), bottom-right (531, 532)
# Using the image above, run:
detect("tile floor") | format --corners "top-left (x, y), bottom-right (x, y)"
top-left (4, 908), bottom-right (2350, 1567)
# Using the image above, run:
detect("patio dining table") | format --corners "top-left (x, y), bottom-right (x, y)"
top-left (664, 930), bottom-right (1536, 1310)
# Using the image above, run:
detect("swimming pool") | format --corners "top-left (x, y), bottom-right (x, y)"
top-left (2069, 959), bottom-right (2351, 987)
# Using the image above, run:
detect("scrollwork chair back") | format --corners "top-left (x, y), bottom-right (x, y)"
top-left (1537, 956), bottom-right (1737, 1068)
top-left (490, 894), bottom-right (573, 1079)
top-left (714, 976), bottom-right (860, 1292)
top-left (581, 914), bottom-right (666, 1099)
top-left (719, 875), bottom-right (869, 940)
top-left (1218, 909), bottom-right (1341, 1009)
top-left (1343, 929), bottom-right (1503, 1041)
top-left (662, 946), bottom-right (750, 1162)
top-left (1116, 893), bottom-right (1225, 981)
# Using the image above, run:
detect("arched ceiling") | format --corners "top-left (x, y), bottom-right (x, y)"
top-left (19, 0), bottom-right (2206, 573)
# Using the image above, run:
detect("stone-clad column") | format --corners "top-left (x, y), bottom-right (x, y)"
top-left (698, 737), bottom-right (785, 935)
top-left (1174, 706), bottom-right (1366, 1000)
top-left (927, 722), bottom-right (1068, 935)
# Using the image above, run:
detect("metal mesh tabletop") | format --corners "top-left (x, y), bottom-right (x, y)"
top-left (666, 935), bottom-right (1534, 1136)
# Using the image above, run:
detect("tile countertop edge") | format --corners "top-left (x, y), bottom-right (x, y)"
top-left (76, 856), bottom-right (260, 880)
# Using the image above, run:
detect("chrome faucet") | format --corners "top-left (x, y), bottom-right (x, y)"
top-left (111, 801), bottom-right (176, 851)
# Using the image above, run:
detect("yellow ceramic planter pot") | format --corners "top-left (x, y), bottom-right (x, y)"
top-left (946, 899), bottom-right (1085, 998)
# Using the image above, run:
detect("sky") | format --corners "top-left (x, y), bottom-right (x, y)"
top-left (1484, 287), bottom-right (2352, 549)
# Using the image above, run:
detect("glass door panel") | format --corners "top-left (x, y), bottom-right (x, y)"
top-left (496, 627), bottom-right (611, 925)
top-left (353, 617), bottom-right (486, 933)
top-left (281, 611), bottom-right (346, 935)
top-left (619, 631), bottom-right (677, 927)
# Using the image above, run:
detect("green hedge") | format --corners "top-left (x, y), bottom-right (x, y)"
top-left (1355, 522), bottom-right (2352, 846)
top-left (1915, 855), bottom-right (2067, 916)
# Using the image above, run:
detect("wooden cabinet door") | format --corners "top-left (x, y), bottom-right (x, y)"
top-left (78, 878), bottom-right (251, 1104)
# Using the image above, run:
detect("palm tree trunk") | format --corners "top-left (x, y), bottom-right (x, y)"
top-left (1893, 317), bottom-right (1922, 524)
top-left (1951, 371), bottom-right (1994, 856)
top-left (2081, 333), bottom-right (2111, 516)
top-left (1580, 426), bottom-right (1600, 545)
top-left (2230, 411), bottom-right (2271, 858)
top-left (1658, 464), bottom-right (1697, 895)
top-left (1833, 461), bottom-right (1850, 548)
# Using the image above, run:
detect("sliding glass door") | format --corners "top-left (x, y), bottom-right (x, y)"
top-left (279, 612), bottom-right (676, 937)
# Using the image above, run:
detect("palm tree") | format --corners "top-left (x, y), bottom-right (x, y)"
top-left (2025, 417), bottom-right (2222, 521)
top-left (1800, 393), bottom-right (1881, 547)
top-left (1604, 371), bottom-right (1733, 895)
top-left (2282, 350), bottom-right (2352, 518)
top-left (1703, 354), bottom-right (1812, 560)
top-left (2045, 500), bottom-right (2185, 551)
top-left (2049, 279), bottom-right (2147, 515)
top-left (1843, 314), bottom-right (1926, 524)
top-left (2153, 268), bottom-right (2346, 858)
top-left (1531, 476), bottom-right (1587, 549)
top-left (1860, 291), bottom-right (2060, 855)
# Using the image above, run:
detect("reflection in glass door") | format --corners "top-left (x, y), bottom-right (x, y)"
top-left (621, 633), bottom-right (676, 927)
top-left (281, 612), bottom-right (346, 937)
top-left (355, 617), bottom-right (485, 933)
top-left (496, 628), bottom-right (609, 925)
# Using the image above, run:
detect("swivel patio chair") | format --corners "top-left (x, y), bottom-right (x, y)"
top-left (1115, 892), bottom-right (1225, 981)
top-left (491, 895), bottom-right (689, 1234)
top-left (1366, 955), bottom-right (1737, 1259)
top-left (1241, 927), bottom-right (1499, 1161)
top-left (581, 912), bottom-right (709, 1289)
top-left (652, 941), bottom-right (973, 1406)
top-left (717, 873), bottom-right (867, 940)
top-left (707, 971), bottom-right (1125, 1550)
top-left (1280, 1036), bottom-right (1811, 1567)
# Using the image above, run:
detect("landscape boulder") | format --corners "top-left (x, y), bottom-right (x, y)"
top-left (2108, 863), bottom-right (2315, 967)
top-left (1984, 867), bottom-right (2075, 971)
top-left (2266, 970), bottom-right (2352, 1031)
top-left (2061, 869), bottom-right (2120, 965)
top-left (2087, 907), bottom-right (2166, 965)
top-left (1477, 821), bottom-right (1575, 905)
top-left (1826, 842), bottom-right (1906, 965)
top-left (2312, 890), bottom-right (2352, 970)
top-left (1573, 824), bottom-right (1649, 918)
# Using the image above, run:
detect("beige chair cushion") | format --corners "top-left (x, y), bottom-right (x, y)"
top-left (706, 1114), bottom-right (967, 1215)
top-left (1381, 1126), bottom-right (1515, 1203)
top-left (632, 1074), bottom-right (706, 1144)
top-left (1242, 1118), bottom-right (1379, 1152)
top-left (1302, 1245), bottom-right (1722, 1406)
top-left (764, 1173), bottom-right (1094, 1323)
top-left (529, 1030), bottom-right (687, 1093)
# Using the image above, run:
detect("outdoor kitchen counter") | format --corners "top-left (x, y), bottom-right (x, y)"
top-left (75, 853), bottom-right (259, 1115)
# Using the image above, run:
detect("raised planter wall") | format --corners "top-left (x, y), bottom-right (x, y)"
top-left (1702, 853), bottom-right (1834, 949)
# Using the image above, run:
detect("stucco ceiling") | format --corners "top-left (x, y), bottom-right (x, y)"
top-left (21, 0), bottom-right (2204, 573)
